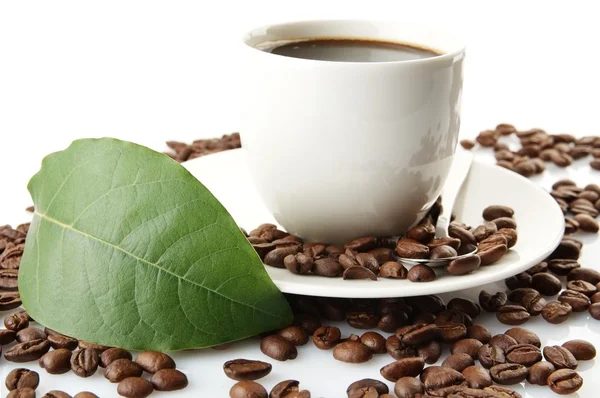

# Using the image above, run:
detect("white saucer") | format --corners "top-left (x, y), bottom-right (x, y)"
top-left (184, 149), bottom-right (564, 298)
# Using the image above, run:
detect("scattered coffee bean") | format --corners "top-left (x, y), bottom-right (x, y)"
top-left (451, 339), bottom-right (483, 359)
top-left (437, 322), bottom-right (467, 343)
top-left (380, 357), bottom-right (425, 382)
top-left (277, 325), bottom-right (309, 346)
top-left (542, 301), bottom-right (572, 324)
top-left (397, 323), bottom-right (439, 345)
top-left (508, 287), bottom-right (539, 302)
top-left (260, 335), bottom-right (297, 361)
top-left (312, 258), bottom-right (343, 277)
top-left (104, 358), bottom-right (144, 383)
top-left (0, 328), bottom-right (17, 345)
top-left (505, 343), bottom-right (542, 367)
top-left (395, 238), bottom-right (429, 259)
top-left (379, 261), bottom-right (407, 279)
top-left (343, 266), bottom-right (377, 280)
top-left (446, 255), bottom-right (481, 275)
top-left (150, 368), bottom-right (188, 391)
top-left (270, 380), bottom-right (310, 398)
top-left (135, 351), bottom-right (176, 373)
top-left (407, 264), bottom-right (436, 282)
top-left (489, 334), bottom-right (518, 352)
top-left (77, 341), bottom-right (109, 353)
top-left (504, 327), bottom-right (540, 347)
top-left (489, 363), bottom-right (528, 384)
top-left (548, 259), bottom-right (580, 276)
top-left (421, 366), bottom-right (465, 393)
top-left (347, 311), bottom-right (380, 329)
top-left (312, 326), bottom-right (341, 350)
top-left (4, 311), bottom-right (30, 331)
top-left (73, 393), bottom-right (98, 398)
top-left (547, 369), bottom-right (583, 395)
top-left (5, 339), bottom-right (51, 362)
top-left (483, 205), bottom-right (514, 221)
top-left (333, 341), bottom-right (373, 363)
top-left (435, 310), bottom-right (473, 326)
top-left (559, 290), bottom-right (591, 312)
top-left (368, 247), bottom-right (394, 264)
top-left (39, 348), bottom-right (72, 374)
top-left (386, 335), bottom-right (417, 360)
top-left (45, 329), bottom-right (78, 351)
top-left (574, 213), bottom-right (599, 232)
top-left (505, 273), bottom-right (531, 290)
top-left (6, 388), bottom-right (35, 398)
top-left (100, 347), bottom-right (132, 368)
top-left (496, 305), bottom-right (530, 325)
top-left (467, 325), bottom-right (491, 344)
top-left (478, 291), bottom-right (506, 312)
top-left (5, 368), bottom-right (39, 390)
top-left (478, 344), bottom-right (506, 369)
top-left (462, 365), bottom-right (492, 389)
top-left (567, 279), bottom-right (597, 296)
top-left (117, 377), bottom-right (154, 398)
top-left (16, 327), bottom-right (47, 343)
top-left (0, 292), bottom-right (21, 311)
top-left (497, 228), bottom-right (518, 248)
top-left (562, 339), bottom-right (596, 361)
top-left (568, 268), bottom-right (600, 285)
top-left (492, 217), bottom-right (517, 230)
top-left (0, 268), bottom-right (19, 290)
top-left (531, 272), bottom-right (562, 296)
top-left (527, 361), bottom-right (556, 385)
top-left (43, 391), bottom-right (72, 398)
top-left (71, 348), bottom-right (99, 377)
top-left (592, 291), bottom-right (600, 304)
top-left (528, 261), bottom-right (548, 275)
top-left (394, 376), bottom-right (423, 398)
top-left (347, 378), bottom-right (389, 397)
top-left (460, 139), bottom-right (476, 150)
top-left (284, 253), bottom-right (313, 274)
top-left (360, 332), bottom-right (386, 354)
top-left (544, 345), bottom-right (578, 369)
top-left (442, 353), bottom-right (475, 372)
top-left (378, 312), bottom-right (408, 333)
top-left (223, 359), bottom-right (272, 381)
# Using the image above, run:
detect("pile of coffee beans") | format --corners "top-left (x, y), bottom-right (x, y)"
top-left (219, 291), bottom-right (596, 397)
top-left (460, 124), bottom-right (600, 174)
top-left (246, 203), bottom-right (517, 282)
top-left (549, 180), bottom-right (600, 234)
top-left (164, 132), bottom-right (241, 162)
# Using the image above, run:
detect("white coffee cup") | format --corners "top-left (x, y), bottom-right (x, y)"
top-left (240, 20), bottom-right (465, 244)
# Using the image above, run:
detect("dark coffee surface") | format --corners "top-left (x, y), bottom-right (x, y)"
top-left (268, 39), bottom-right (440, 62)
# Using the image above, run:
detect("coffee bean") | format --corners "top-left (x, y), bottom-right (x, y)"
top-left (312, 258), bottom-right (343, 277)
top-left (447, 298), bottom-right (481, 319)
top-left (345, 236), bottom-right (378, 252)
top-left (505, 273), bottom-right (531, 290)
top-left (394, 377), bottom-right (423, 398)
top-left (446, 255), bottom-right (481, 275)
top-left (39, 348), bottom-right (72, 374)
top-left (479, 244), bottom-right (508, 266)
top-left (462, 365), bottom-right (492, 389)
top-left (567, 279), bottom-right (597, 296)
top-left (479, 233), bottom-right (508, 250)
top-left (437, 322), bottom-right (467, 343)
top-left (504, 327), bottom-right (540, 347)
top-left (264, 245), bottom-right (301, 268)
top-left (0, 328), bottom-right (17, 345)
top-left (77, 341), bottom-right (109, 353)
top-left (312, 326), bottom-right (341, 350)
top-left (489, 334), bottom-right (518, 352)
top-left (368, 247), bottom-right (393, 264)
top-left (497, 229), bottom-right (518, 248)
top-left (104, 358), bottom-right (144, 383)
top-left (568, 267), bottom-right (600, 285)
top-left (149, 368), bottom-right (188, 391)
top-left (406, 220), bottom-right (435, 244)
top-left (45, 329), bottom-right (78, 351)
top-left (396, 324), bottom-right (439, 346)
top-left (562, 339), bottom-right (596, 360)
top-left (347, 311), bottom-right (379, 329)
top-left (343, 266), bottom-right (377, 280)
top-left (415, 340), bottom-right (440, 365)
top-left (356, 253), bottom-right (380, 274)
top-left (4, 311), bottom-right (30, 331)
top-left (542, 301), bottom-right (572, 324)
top-left (473, 222), bottom-right (498, 242)
top-left (478, 291), bottom-right (506, 313)
top-left (333, 341), bottom-right (373, 363)
top-left (518, 291), bottom-right (546, 316)
top-left (386, 335), bottom-right (417, 360)
top-left (6, 388), bottom-right (35, 398)
top-left (42, 391), bottom-right (72, 398)
top-left (378, 313), bottom-right (408, 333)
top-left (547, 369), bottom-right (583, 395)
top-left (451, 339), bottom-right (483, 359)
top-left (574, 213), bottom-right (599, 232)
top-left (5, 339), bottom-right (51, 362)
top-left (71, 348), bottom-right (99, 377)
top-left (565, 216), bottom-right (580, 234)
top-left (430, 245), bottom-right (458, 259)
top-left (435, 310), bottom-right (473, 326)
top-left (360, 332), bottom-right (386, 354)
top-left (492, 217), bottom-right (517, 230)
top-left (544, 345), bottom-right (578, 370)
top-left (549, 239), bottom-right (581, 260)
top-left (449, 225), bottom-right (477, 246)
top-left (379, 261), bottom-right (408, 279)
top-left (99, 347), bottom-right (132, 368)
top-left (135, 351), bottom-right (175, 373)
top-left (489, 363), bottom-right (527, 385)
top-left (483, 205), bottom-right (514, 221)
top-left (547, 259), bottom-right (580, 276)
top-left (421, 366), bottom-right (465, 392)
top-left (16, 327), bottom-right (47, 343)
top-left (395, 238), bottom-right (429, 259)
top-left (467, 325), bottom-right (491, 344)
top-left (406, 294), bottom-right (445, 314)
top-left (592, 291), bottom-right (600, 304)
top-left (505, 344), bottom-right (542, 367)
top-left (428, 237), bottom-right (462, 250)
top-left (527, 361), bottom-right (555, 385)
top-left (284, 253), bottom-right (313, 274)
top-left (346, 379), bottom-right (389, 397)
top-left (74, 393), bottom-right (98, 398)
top-left (478, 345), bottom-right (506, 369)
top-left (477, 130), bottom-right (498, 147)
top-left (5, 368), bottom-right (39, 390)
top-left (0, 268), bottom-right (19, 290)
top-left (380, 357), bottom-right (425, 382)
top-left (558, 290), bottom-right (591, 312)
top-left (407, 264), bottom-right (436, 282)
top-left (508, 287), bottom-right (539, 303)
top-left (260, 335), bottom-right (297, 361)
top-left (496, 305), bottom-right (530, 325)
top-left (442, 353), bottom-right (475, 372)
top-left (531, 272), bottom-right (562, 296)
top-left (117, 377), bottom-right (154, 398)
top-left (223, 359), bottom-right (271, 381)
top-left (461, 139), bottom-right (476, 149)
top-left (530, 260), bottom-right (552, 274)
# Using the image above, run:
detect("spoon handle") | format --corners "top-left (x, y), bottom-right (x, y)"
top-left (435, 150), bottom-right (474, 238)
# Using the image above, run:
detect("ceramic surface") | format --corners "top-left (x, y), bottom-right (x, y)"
top-left (240, 20), bottom-right (466, 243)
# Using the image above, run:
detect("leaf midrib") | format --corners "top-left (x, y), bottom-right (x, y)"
top-left (33, 211), bottom-right (286, 321)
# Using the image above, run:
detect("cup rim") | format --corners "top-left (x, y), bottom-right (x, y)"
top-left (242, 19), bottom-right (466, 66)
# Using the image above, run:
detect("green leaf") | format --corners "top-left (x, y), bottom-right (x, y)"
top-left (19, 138), bottom-right (292, 351)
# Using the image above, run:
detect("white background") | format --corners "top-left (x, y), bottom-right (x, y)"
top-left (1, 1), bottom-right (599, 397)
